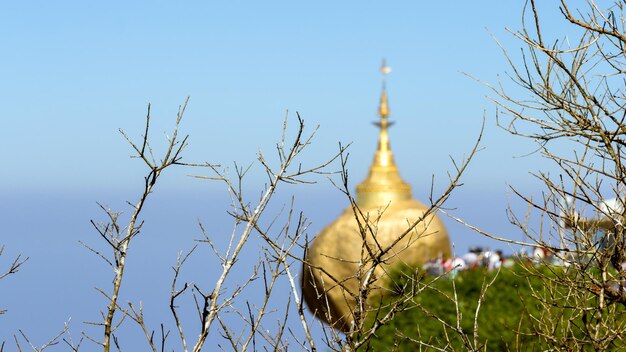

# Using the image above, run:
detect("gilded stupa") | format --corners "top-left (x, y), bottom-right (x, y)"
top-left (301, 62), bottom-right (452, 332)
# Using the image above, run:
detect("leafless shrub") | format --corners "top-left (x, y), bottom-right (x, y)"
top-left (163, 112), bottom-right (345, 351)
top-left (79, 98), bottom-right (193, 351)
top-left (477, 0), bottom-right (626, 349)
top-left (3, 92), bottom-right (486, 350)
top-left (0, 245), bottom-right (28, 316)
top-left (70, 101), bottom-right (351, 351)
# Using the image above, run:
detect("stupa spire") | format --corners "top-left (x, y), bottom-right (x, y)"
top-left (374, 59), bottom-right (394, 167)
top-left (356, 60), bottom-right (412, 207)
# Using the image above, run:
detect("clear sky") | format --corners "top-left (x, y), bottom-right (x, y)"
top-left (1, 1), bottom-right (572, 349)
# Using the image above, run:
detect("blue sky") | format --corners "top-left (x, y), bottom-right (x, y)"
top-left (1, 1), bottom-right (548, 192)
top-left (0, 1), bottom-right (571, 349)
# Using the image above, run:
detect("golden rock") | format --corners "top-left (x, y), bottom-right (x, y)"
top-left (301, 70), bottom-right (452, 332)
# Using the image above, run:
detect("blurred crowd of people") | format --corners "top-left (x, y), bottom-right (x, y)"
top-left (422, 247), bottom-right (513, 277)
top-left (422, 245), bottom-right (577, 278)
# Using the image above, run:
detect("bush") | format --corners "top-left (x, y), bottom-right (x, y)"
top-left (366, 263), bottom-right (617, 351)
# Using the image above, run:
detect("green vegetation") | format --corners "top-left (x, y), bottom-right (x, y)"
top-left (366, 263), bottom-right (626, 351)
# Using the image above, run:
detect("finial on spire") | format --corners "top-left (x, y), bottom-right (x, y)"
top-left (378, 59), bottom-right (391, 120)
top-left (380, 59), bottom-right (392, 76)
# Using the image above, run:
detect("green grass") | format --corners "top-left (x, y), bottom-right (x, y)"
top-left (363, 263), bottom-right (575, 351)
top-left (363, 262), bottom-right (626, 351)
